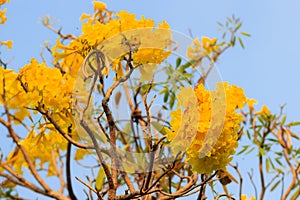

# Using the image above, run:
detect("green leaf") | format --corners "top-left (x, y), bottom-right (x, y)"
top-left (176, 57), bottom-right (182, 69)
top-left (151, 121), bottom-right (168, 135)
top-left (267, 138), bottom-right (279, 143)
top-left (227, 17), bottom-right (233, 23)
top-left (275, 168), bottom-right (284, 174)
top-left (290, 186), bottom-right (300, 200)
top-left (182, 73), bottom-right (193, 79)
top-left (179, 61), bottom-right (192, 73)
top-left (287, 121), bottom-right (300, 127)
top-left (234, 22), bottom-right (242, 32)
top-left (240, 31), bottom-right (251, 37)
top-left (222, 32), bottom-right (227, 39)
top-left (274, 151), bottom-right (283, 156)
top-left (246, 147), bottom-right (255, 154)
top-left (246, 130), bottom-right (251, 140)
top-left (266, 158), bottom-right (271, 173)
top-left (275, 158), bottom-right (283, 166)
top-left (169, 92), bottom-right (175, 109)
top-left (259, 147), bottom-right (266, 156)
top-left (162, 105), bottom-right (168, 110)
top-left (95, 167), bottom-right (105, 191)
top-left (270, 180), bottom-right (281, 192)
top-left (217, 21), bottom-right (223, 27)
top-left (163, 91), bottom-right (169, 103)
top-left (159, 87), bottom-right (167, 95)
top-left (237, 145), bottom-right (249, 155)
top-left (232, 14), bottom-right (236, 21)
top-left (269, 158), bottom-right (275, 170)
top-left (232, 36), bottom-right (236, 46)
top-left (258, 116), bottom-right (266, 126)
top-left (238, 37), bottom-right (245, 49)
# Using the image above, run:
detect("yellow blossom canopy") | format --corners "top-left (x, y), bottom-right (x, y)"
top-left (167, 82), bottom-right (247, 174)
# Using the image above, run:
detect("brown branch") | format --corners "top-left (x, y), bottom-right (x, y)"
top-left (281, 130), bottom-right (298, 200)
top-left (43, 23), bottom-right (76, 40)
top-left (122, 82), bottom-right (135, 111)
top-left (259, 147), bottom-right (265, 200)
top-left (75, 176), bottom-right (101, 199)
top-left (66, 142), bottom-right (78, 200)
top-left (1, 78), bottom-right (69, 199)
top-left (38, 108), bottom-right (95, 150)
top-left (197, 171), bottom-right (218, 200)
top-left (214, 194), bottom-right (235, 200)
top-left (159, 172), bottom-right (199, 200)
top-left (79, 119), bottom-right (114, 192)
top-left (0, 171), bottom-right (27, 188)
top-left (229, 163), bottom-right (243, 200)
top-left (0, 164), bottom-right (66, 198)
top-left (100, 61), bottom-right (136, 198)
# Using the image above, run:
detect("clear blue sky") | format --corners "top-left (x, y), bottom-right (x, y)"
top-left (1, 0), bottom-right (300, 199)
top-left (2, 0), bottom-right (299, 121)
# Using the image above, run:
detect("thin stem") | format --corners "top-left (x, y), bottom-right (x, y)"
top-left (66, 142), bottom-right (78, 200)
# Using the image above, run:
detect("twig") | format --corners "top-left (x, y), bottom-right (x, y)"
top-left (38, 108), bottom-right (95, 150)
top-left (214, 194), bottom-right (235, 200)
top-left (75, 176), bottom-right (100, 198)
top-left (44, 23), bottom-right (76, 40)
top-left (281, 131), bottom-right (298, 200)
top-left (79, 119), bottom-right (114, 193)
top-left (197, 171), bottom-right (218, 200)
top-left (229, 163), bottom-right (243, 200)
top-left (248, 170), bottom-right (258, 200)
top-left (66, 142), bottom-right (78, 200)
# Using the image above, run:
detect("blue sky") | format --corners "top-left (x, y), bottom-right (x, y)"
top-left (1, 0), bottom-right (300, 199)
top-left (2, 0), bottom-right (299, 121)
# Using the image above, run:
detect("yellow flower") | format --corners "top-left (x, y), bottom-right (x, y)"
top-left (0, 0), bottom-right (6, 5)
top-left (186, 36), bottom-right (219, 65)
top-left (0, 40), bottom-right (13, 49)
top-left (241, 194), bottom-right (256, 200)
top-left (246, 98), bottom-right (258, 112)
top-left (0, 9), bottom-right (7, 24)
top-left (255, 105), bottom-right (270, 116)
top-left (80, 13), bottom-right (91, 21)
top-left (93, 1), bottom-right (106, 12)
top-left (201, 36), bottom-right (218, 53)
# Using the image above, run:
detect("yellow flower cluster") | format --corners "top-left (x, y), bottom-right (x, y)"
top-left (53, 2), bottom-right (171, 78)
top-left (1, 59), bottom-right (74, 175)
top-left (0, 66), bottom-right (30, 122)
top-left (1, 59), bottom-right (74, 123)
top-left (5, 130), bottom-right (67, 176)
top-left (19, 59), bottom-right (74, 111)
top-left (0, 59), bottom-right (74, 113)
top-left (167, 82), bottom-right (247, 174)
top-left (187, 36), bottom-right (219, 62)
